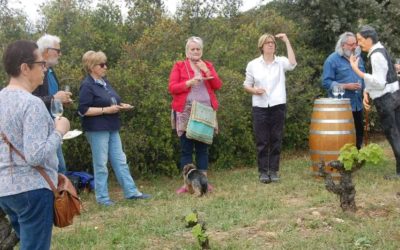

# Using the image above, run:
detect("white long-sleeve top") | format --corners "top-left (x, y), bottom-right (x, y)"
top-left (364, 42), bottom-right (399, 99)
top-left (243, 55), bottom-right (296, 107)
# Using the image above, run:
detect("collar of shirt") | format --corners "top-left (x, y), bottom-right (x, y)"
top-left (94, 78), bottom-right (107, 87)
top-left (367, 42), bottom-right (384, 57)
top-left (257, 55), bottom-right (278, 65)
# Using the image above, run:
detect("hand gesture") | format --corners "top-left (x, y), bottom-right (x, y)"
top-left (54, 91), bottom-right (73, 104)
top-left (193, 60), bottom-right (209, 73)
top-left (349, 54), bottom-right (360, 70)
top-left (275, 33), bottom-right (289, 43)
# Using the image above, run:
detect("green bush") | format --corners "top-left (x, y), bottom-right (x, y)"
top-left (2, 0), bottom-right (396, 176)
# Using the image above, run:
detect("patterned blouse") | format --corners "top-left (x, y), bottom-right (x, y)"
top-left (0, 88), bottom-right (61, 197)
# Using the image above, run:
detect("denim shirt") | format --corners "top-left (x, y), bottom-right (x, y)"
top-left (322, 52), bottom-right (366, 111)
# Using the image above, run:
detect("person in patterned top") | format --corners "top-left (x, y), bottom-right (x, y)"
top-left (0, 40), bottom-right (70, 250)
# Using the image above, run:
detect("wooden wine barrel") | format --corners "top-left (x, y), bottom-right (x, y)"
top-left (309, 98), bottom-right (356, 178)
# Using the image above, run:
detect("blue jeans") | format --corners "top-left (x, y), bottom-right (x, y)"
top-left (85, 131), bottom-right (141, 203)
top-left (180, 133), bottom-right (209, 171)
top-left (57, 145), bottom-right (67, 174)
top-left (0, 188), bottom-right (54, 250)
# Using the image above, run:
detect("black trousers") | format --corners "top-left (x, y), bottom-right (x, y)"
top-left (252, 104), bottom-right (286, 175)
top-left (374, 90), bottom-right (400, 174)
top-left (353, 110), bottom-right (364, 149)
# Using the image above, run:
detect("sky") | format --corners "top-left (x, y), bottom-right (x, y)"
top-left (8, 0), bottom-right (267, 24)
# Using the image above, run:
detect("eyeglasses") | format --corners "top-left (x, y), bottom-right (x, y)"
top-left (28, 61), bottom-right (47, 69)
top-left (48, 48), bottom-right (61, 54)
top-left (97, 63), bottom-right (107, 68)
top-left (345, 42), bottom-right (357, 47)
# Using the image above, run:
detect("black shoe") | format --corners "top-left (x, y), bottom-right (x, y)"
top-left (259, 173), bottom-right (271, 184)
top-left (270, 172), bottom-right (280, 182)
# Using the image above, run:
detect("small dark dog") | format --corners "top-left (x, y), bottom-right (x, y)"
top-left (182, 164), bottom-right (208, 196)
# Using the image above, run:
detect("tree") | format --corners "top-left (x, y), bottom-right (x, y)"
top-left (124, 0), bottom-right (165, 42)
top-left (272, 0), bottom-right (363, 53)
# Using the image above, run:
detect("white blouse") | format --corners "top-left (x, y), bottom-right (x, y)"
top-left (244, 55), bottom-right (296, 107)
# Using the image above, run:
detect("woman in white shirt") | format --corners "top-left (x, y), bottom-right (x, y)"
top-left (243, 33), bottom-right (296, 184)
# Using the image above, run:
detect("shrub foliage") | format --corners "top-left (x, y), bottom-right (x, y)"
top-left (1, 0), bottom-right (399, 175)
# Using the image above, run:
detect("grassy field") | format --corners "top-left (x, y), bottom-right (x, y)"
top-left (51, 137), bottom-right (400, 249)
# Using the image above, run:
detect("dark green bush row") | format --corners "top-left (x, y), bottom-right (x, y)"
top-left (2, 0), bottom-right (399, 175)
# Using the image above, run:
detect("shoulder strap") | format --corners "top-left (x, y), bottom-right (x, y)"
top-left (34, 166), bottom-right (58, 194)
top-left (0, 132), bottom-right (58, 194)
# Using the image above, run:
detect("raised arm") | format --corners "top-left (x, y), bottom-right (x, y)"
top-left (276, 33), bottom-right (296, 65)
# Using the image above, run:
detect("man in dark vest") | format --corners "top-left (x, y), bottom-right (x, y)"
top-left (350, 25), bottom-right (400, 178)
top-left (33, 34), bottom-right (73, 173)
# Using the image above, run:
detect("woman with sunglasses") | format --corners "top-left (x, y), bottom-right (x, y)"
top-left (78, 50), bottom-right (150, 206)
top-left (0, 40), bottom-right (70, 250)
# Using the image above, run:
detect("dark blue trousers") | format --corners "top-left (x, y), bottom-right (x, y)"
top-left (180, 133), bottom-right (209, 171)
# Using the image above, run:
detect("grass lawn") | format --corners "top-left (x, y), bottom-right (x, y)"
top-left (51, 136), bottom-right (400, 249)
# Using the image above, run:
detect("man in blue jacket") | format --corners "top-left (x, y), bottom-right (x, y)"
top-left (322, 32), bottom-right (366, 149)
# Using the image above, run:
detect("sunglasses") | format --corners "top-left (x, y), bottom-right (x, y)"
top-left (48, 47), bottom-right (61, 54)
top-left (97, 63), bottom-right (107, 68)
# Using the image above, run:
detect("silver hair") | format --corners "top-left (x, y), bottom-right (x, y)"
top-left (335, 32), bottom-right (355, 56)
top-left (37, 34), bottom-right (61, 54)
top-left (185, 36), bottom-right (203, 55)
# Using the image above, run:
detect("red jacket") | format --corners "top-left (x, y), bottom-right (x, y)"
top-left (168, 59), bottom-right (222, 112)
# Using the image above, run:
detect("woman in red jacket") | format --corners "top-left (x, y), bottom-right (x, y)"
top-left (169, 36), bottom-right (222, 194)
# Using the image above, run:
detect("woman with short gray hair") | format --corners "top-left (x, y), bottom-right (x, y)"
top-left (169, 36), bottom-right (223, 194)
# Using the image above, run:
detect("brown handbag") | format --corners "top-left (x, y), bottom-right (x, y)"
top-left (34, 167), bottom-right (81, 227)
top-left (1, 132), bottom-right (81, 228)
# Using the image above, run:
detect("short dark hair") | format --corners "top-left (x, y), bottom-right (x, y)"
top-left (3, 40), bottom-right (38, 77)
top-left (358, 25), bottom-right (379, 44)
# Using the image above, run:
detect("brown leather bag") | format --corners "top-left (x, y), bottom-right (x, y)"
top-left (1, 132), bottom-right (81, 228)
top-left (35, 167), bottom-right (81, 228)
